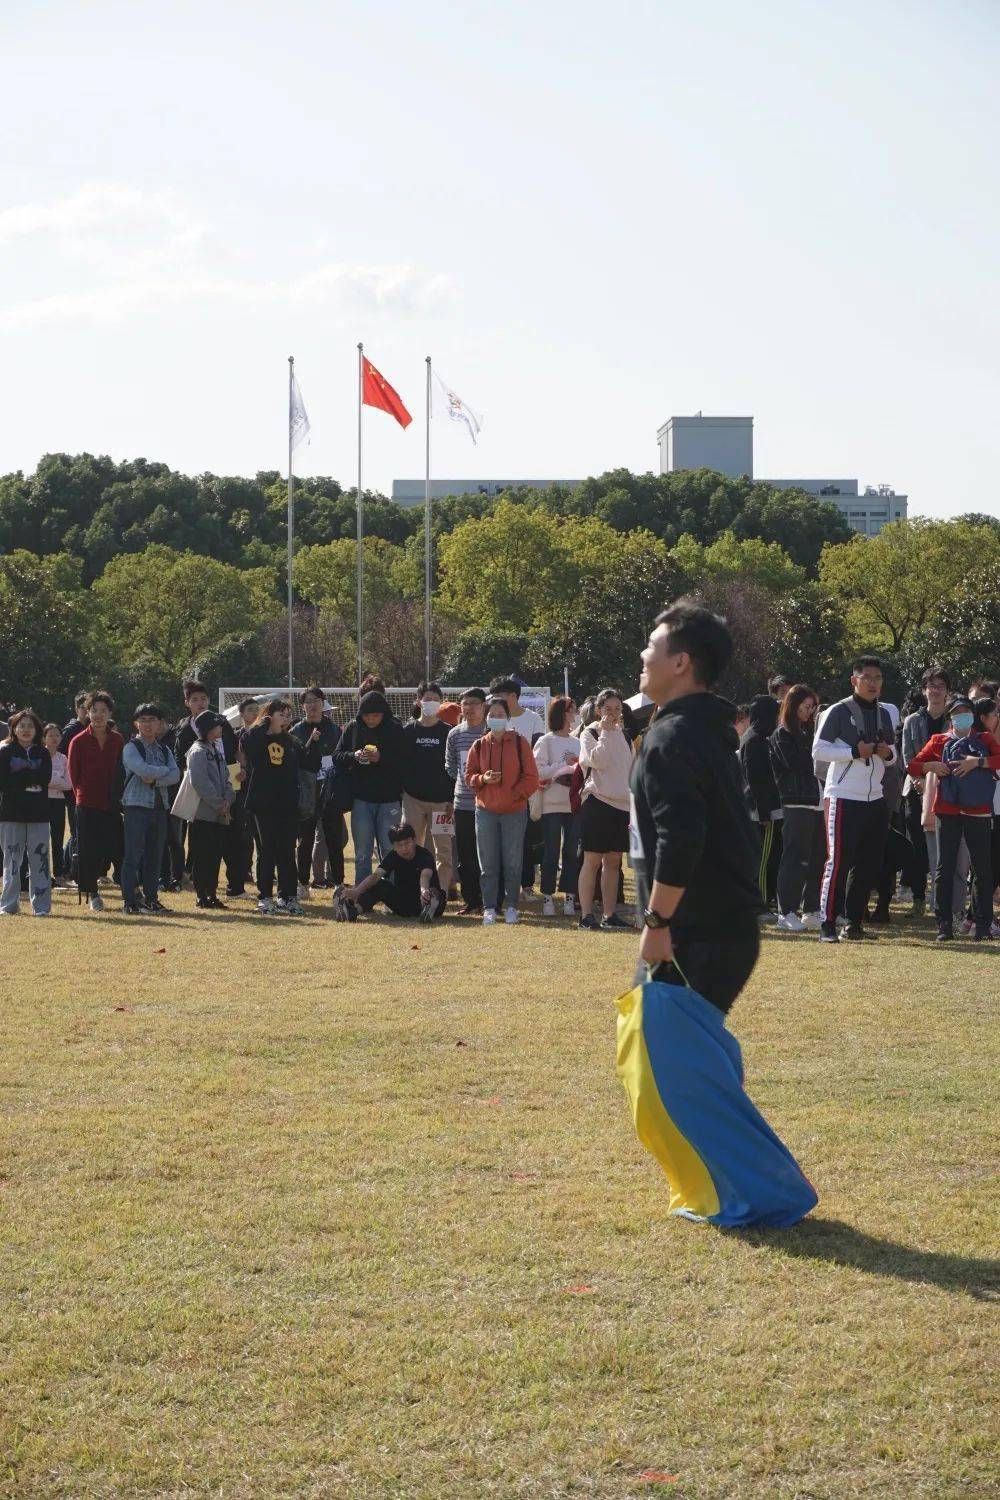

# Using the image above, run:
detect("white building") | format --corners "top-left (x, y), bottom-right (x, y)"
top-left (391, 478), bottom-right (581, 508)
top-left (657, 413), bottom-right (907, 535)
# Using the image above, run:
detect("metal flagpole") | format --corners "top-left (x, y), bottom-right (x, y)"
top-left (424, 355), bottom-right (432, 682)
top-left (287, 355), bottom-right (295, 694)
top-left (356, 342), bottom-right (364, 687)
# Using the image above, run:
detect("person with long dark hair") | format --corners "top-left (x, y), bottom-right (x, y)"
top-left (769, 685), bottom-right (824, 932)
top-left (241, 698), bottom-right (303, 915)
top-left (0, 709), bottom-right (52, 917)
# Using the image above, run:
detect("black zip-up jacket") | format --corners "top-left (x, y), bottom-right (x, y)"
top-left (402, 719), bottom-right (455, 803)
top-left (290, 716), bottom-right (343, 772)
top-left (333, 714), bottom-right (407, 804)
top-left (768, 725), bottom-right (821, 808)
top-left (738, 695), bottom-right (781, 821)
top-left (59, 716), bottom-right (88, 756)
top-left (171, 714), bottom-right (238, 771)
top-left (241, 724), bottom-right (301, 816)
top-left (0, 741), bottom-right (52, 822)
top-left (630, 692), bottom-right (762, 937)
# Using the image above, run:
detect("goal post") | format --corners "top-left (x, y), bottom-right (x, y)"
top-left (220, 686), bottom-right (552, 728)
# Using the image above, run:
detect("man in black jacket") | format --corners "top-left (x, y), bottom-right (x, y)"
top-left (166, 681), bottom-right (239, 890)
top-left (631, 598), bottom-right (763, 1015)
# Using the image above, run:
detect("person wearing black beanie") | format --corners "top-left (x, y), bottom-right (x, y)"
top-left (331, 690), bottom-right (406, 883)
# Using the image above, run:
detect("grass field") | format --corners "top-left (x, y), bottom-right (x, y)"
top-left (1, 885), bottom-right (997, 1499)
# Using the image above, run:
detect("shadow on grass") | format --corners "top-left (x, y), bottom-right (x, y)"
top-left (732, 1216), bottom-right (999, 1300)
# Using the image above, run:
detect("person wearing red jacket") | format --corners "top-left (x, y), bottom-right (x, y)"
top-left (67, 690), bottom-right (125, 911)
top-left (466, 696), bottom-right (539, 926)
top-left (907, 695), bottom-right (1000, 942)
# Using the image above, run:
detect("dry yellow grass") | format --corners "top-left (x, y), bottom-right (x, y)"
top-left (0, 887), bottom-right (997, 1498)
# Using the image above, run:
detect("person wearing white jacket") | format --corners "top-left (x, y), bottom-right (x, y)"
top-left (577, 689), bottom-right (635, 932)
top-left (533, 695), bottom-right (581, 917)
top-left (813, 655), bottom-right (896, 943)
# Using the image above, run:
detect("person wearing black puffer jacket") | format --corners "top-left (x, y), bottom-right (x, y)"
top-left (738, 694), bottom-right (782, 910)
top-left (768, 685), bottom-right (824, 932)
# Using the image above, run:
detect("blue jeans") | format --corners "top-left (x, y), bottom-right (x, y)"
top-left (475, 806), bottom-right (528, 912)
top-left (0, 821), bottom-right (51, 914)
top-left (121, 805), bottom-right (169, 907)
top-left (351, 800), bottom-right (401, 883)
top-left (540, 811), bottom-right (580, 896)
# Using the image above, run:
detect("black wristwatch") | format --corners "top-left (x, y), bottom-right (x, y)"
top-left (643, 908), bottom-right (672, 930)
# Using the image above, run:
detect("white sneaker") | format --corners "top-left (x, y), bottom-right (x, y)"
top-left (89, 895), bottom-right (104, 912)
top-left (542, 896), bottom-right (556, 916)
top-left (776, 912), bottom-right (805, 932)
top-left (482, 908), bottom-right (497, 925)
top-left (563, 896), bottom-right (575, 917)
top-left (801, 911), bottom-right (823, 931)
top-left (505, 906), bottom-right (519, 924)
top-left (297, 884), bottom-right (309, 900)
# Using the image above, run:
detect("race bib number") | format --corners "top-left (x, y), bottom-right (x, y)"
top-left (432, 809), bottom-right (454, 834)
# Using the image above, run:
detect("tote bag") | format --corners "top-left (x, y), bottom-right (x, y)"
top-left (169, 769), bottom-right (200, 823)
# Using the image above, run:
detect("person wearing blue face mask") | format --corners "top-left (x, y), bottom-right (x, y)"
top-left (908, 696), bottom-right (1000, 941)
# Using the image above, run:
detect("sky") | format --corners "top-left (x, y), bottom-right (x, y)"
top-left (2, 0), bottom-right (998, 517)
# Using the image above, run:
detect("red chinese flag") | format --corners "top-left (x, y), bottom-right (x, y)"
top-left (361, 356), bottom-right (412, 429)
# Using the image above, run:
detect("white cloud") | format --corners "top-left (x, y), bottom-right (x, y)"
top-left (0, 183), bottom-right (454, 328)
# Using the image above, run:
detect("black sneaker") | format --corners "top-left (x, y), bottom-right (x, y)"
top-left (121, 903), bottom-right (144, 915)
top-left (578, 913), bottom-right (599, 931)
top-left (868, 909), bottom-right (892, 925)
top-left (973, 928), bottom-right (992, 942)
top-left (840, 923), bottom-right (875, 942)
top-left (820, 922), bottom-right (839, 943)
top-left (600, 913), bottom-right (634, 932)
top-left (936, 926), bottom-right (954, 942)
top-left (146, 899), bottom-right (171, 914)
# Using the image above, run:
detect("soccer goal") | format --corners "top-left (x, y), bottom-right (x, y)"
top-left (219, 686), bottom-right (552, 727)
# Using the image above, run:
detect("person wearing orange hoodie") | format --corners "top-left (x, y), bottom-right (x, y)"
top-left (466, 696), bottom-right (539, 926)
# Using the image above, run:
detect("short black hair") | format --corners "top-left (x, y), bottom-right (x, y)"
top-left (74, 690), bottom-right (89, 710)
top-left (653, 598), bottom-right (732, 688)
top-left (302, 684), bottom-right (325, 702)
top-left (489, 676), bottom-right (520, 698)
top-left (767, 674), bottom-right (793, 694)
top-left (84, 689), bottom-right (115, 712)
top-left (921, 667), bottom-right (951, 690)
top-left (183, 680), bottom-right (209, 699)
top-left (979, 680), bottom-right (999, 698)
top-left (134, 703), bottom-right (164, 720)
top-left (389, 822), bottom-right (416, 843)
top-left (417, 681), bottom-right (443, 697)
top-left (460, 687), bottom-right (487, 704)
top-left (852, 655), bottom-right (882, 674)
top-left (238, 697), bottom-right (258, 713)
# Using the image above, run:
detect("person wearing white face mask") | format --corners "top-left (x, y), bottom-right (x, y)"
top-left (465, 697), bottom-right (540, 925)
top-left (401, 681), bottom-right (456, 899)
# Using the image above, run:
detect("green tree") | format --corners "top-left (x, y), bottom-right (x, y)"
top-left (819, 519), bottom-right (1000, 653)
top-left (669, 530), bottom-right (806, 595)
top-left (0, 551), bottom-right (98, 718)
top-left (435, 501), bottom-right (577, 627)
top-left (293, 537), bottom-right (409, 620)
top-left (93, 545), bottom-right (279, 681)
top-left (896, 566), bottom-right (1000, 693)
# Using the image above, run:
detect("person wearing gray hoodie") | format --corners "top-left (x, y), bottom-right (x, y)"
top-left (186, 711), bottom-right (236, 909)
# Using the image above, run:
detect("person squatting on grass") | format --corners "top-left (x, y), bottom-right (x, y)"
top-left (332, 822), bottom-right (445, 922)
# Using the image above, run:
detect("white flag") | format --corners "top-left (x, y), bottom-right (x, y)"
top-left (290, 372), bottom-right (310, 452)
top-left (433, 371), bottom-right (482, 446)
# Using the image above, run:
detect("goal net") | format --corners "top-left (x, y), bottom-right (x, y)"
top-left (219, 686), bottom-right (552, 727)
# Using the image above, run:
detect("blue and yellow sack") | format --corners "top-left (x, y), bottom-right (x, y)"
top-left (616, 980), bottom-right (817, 1228)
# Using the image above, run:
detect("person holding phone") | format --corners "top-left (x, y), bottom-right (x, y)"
top-left (533, 694), bottom-right (581, 917)
top-left (291, 685), bottom-right (344, 896)
top-left (465, 696), bottom-right (539, 925)
top-left (241, 698), bottom-right (303, 915)
top-left (332, 690), bottom-right (406, 884)
top-left (577, 689), bottom-right (635, 932)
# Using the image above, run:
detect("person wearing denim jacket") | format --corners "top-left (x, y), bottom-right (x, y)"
top-left (120, 705), bottom-right (179, 913)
